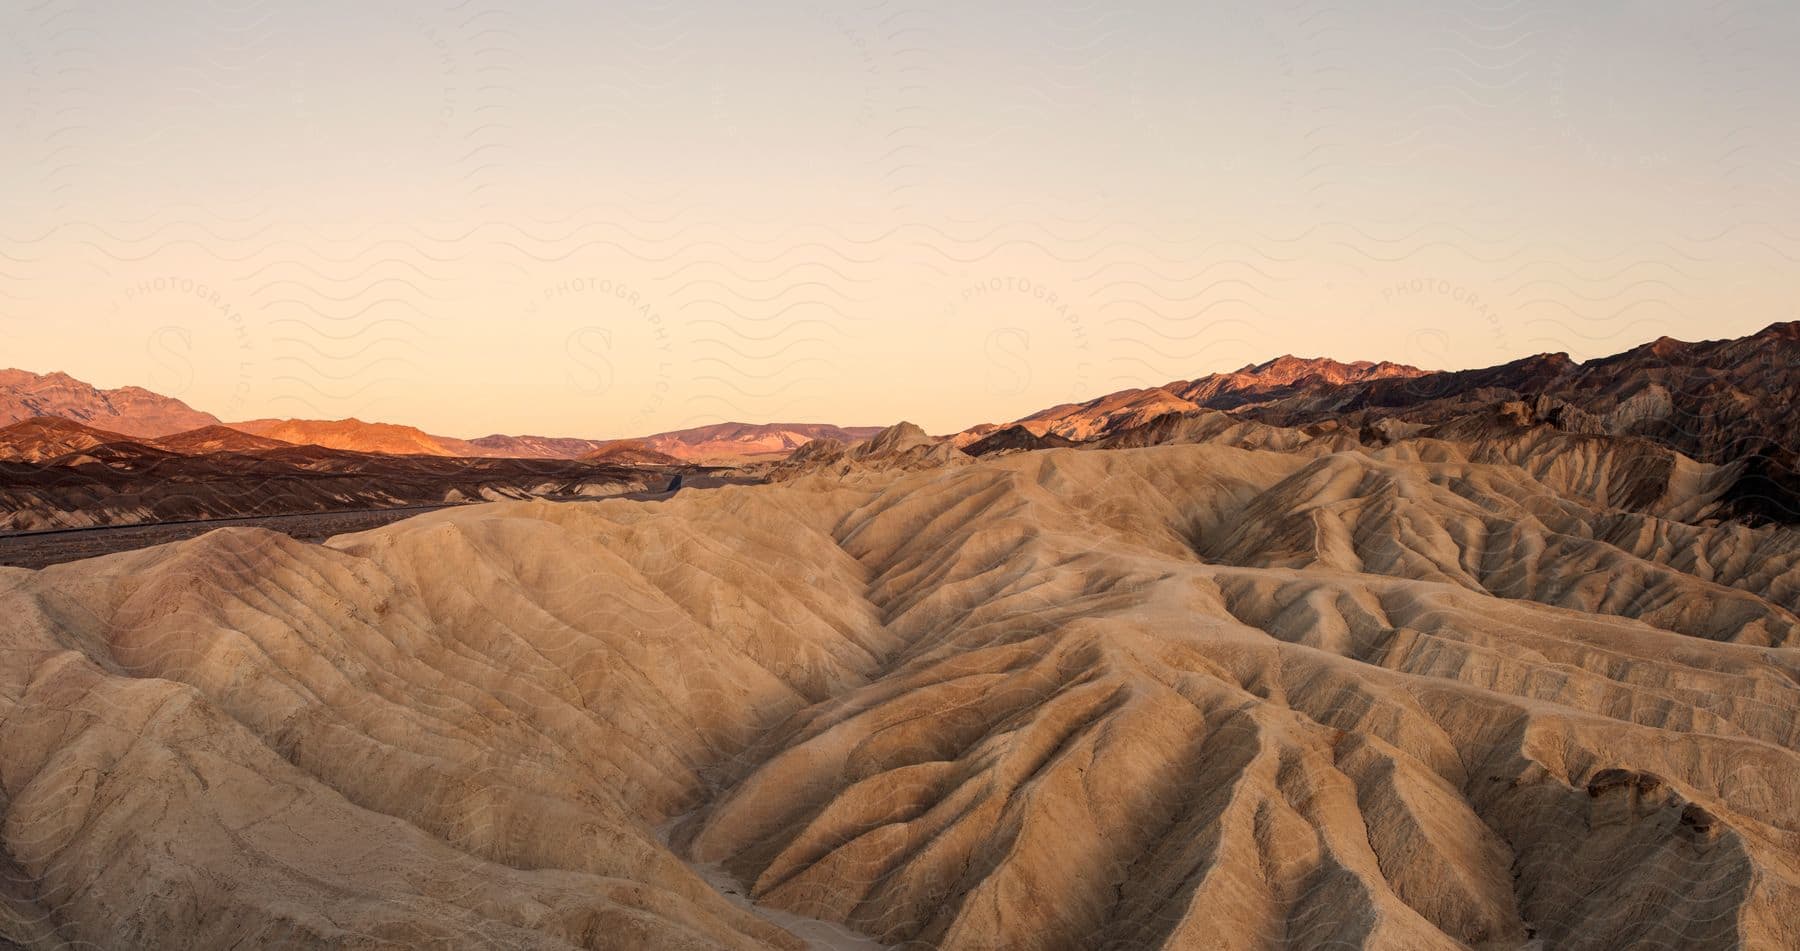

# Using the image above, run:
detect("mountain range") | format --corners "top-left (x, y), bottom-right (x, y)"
top-left (1006, 355), bottom-right (1427, 442)
top-left (976, 321), bottom-right (1798, 524)
top-left (982, 323), bottom-right (1797, 461)
top-left (14, 320), bottom-right (1800, 525)
top-left (0, 416), bottom-right (670, 532)
top-left (1, 370), bottom-right (879, 464)
top-left (8, 322), bottom-right (1798, 532)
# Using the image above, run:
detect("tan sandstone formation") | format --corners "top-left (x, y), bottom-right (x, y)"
top-left (1, 438), bottom-right (1797, 948)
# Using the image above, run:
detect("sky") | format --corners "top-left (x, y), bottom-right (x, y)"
top-left (2, 0), bottom-right (1797, 438)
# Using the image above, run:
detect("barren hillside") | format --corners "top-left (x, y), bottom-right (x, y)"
top-left (0, 369), bottom-right (220, 437)
top-left (1, 428), bottom-right (1795, 949)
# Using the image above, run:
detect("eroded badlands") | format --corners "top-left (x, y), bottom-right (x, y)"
top-left (2, 439), bottom-right (1797, 949)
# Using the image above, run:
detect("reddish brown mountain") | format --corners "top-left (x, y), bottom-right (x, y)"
top-left (1172, 355), bottom-right (1427, 407)
top-left (1, 418), bottom-right (302, 463)
top-left (0, 369), bottom-right (220, 437)
top-left (1015, 387), bottom-right (1200, 441)
top-left (1236, 321), bottom-right (1800, 465)
top-left (467, 433), bottom-right (611, 459)
top-left (992, 324), bottom-right (1799, 469)
top-left (963, 424), bottom-right (1079, 456)
top-left (152, 425), bottom-right (296, 455)
top-left (982, 321), bottom-right (1800, 524)
top-left (228, 418), bottom-right (484, 457)
top-left (994, 356), bottom-right (1426, 442)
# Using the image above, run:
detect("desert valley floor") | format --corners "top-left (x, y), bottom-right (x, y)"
top-left (2, 426), bottom-right (1798, 949)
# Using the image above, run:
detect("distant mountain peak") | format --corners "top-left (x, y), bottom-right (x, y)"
top-left (0, 368), bottom-right (220, 438)
top-left (1759, 319), bottom-right (1800, 339)
top-left (1234, 355), bottom-right (1426, 386)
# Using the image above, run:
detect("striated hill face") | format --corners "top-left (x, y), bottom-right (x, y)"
top-left (980, 323), bottom-right (1800, 524)
top-left (151, 424), bottom-right (296, 455)
top-left (0, 369), bottom-right (220, 437)
top-left (1174, 354), bottom-right (1427, 406)
top-left (1548, 321), bottom-right (1800, 462)
top-left (0, 417), bottom-right (299, 466)
top-left (468, 433), bottom-right (612, 459)
top-left (0, 417), bottom-right (139, 463)
top-left (1235, 322), bottom-right (1800, 460)
top-left (610, 422), bottom-right (888, 464)
top-left (581, 440), bottom-right (685, 466)
top-left (2, 437), bottom-right (1797, 947)
top-left (770, 421), bottom-right (970, 481)
top-left (991, 320), bottom-right (1794, 453)
top-left (987, 357), bottom-right (1426, 444)
top-left (1015, 386), bottom-right (1202, 441)
top-left (963, 423), bottom-right (1080, 456)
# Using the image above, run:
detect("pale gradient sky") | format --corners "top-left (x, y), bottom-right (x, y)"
top-left (3, 0), bottom-right (1797, 438)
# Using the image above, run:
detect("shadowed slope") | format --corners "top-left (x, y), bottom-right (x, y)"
top-left (680, 448), bottom-right (1800, 949)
